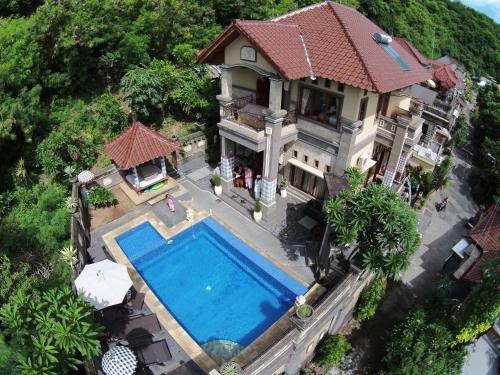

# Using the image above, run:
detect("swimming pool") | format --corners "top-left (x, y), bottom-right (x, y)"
top-left (116, 217), bottom-right (307, 358)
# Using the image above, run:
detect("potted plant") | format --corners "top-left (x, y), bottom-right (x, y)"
top-left (253, 199), bottom-right (262, 222)
top-left (65, 196), bottom-right (78, 213)
top-left (220, 361), bottom-right (242, 375)
top-left (279, 177), bottom-right (288, 198)
top-left (296, 303), bottom-right (314, 322)
top-left (213, 174), bottom-right (222, 196)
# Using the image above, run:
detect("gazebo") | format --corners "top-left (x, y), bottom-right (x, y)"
top-left (105, 121), bottom-right (180, 191)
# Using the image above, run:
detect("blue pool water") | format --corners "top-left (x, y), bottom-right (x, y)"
top-left (116, 217), bottom-right (307, 349)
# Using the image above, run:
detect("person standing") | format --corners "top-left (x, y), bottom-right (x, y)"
top-left (245, 167), bottom-right (253, 190)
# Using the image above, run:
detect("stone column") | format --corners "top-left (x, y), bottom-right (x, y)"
top-left (382, 116), bottom-right (409, 188)
top-left (260, 110), bottom-right (285, 207)
top-left (220, 136), bottom-right (234, 182)
top-left (268, 77), bottom-right (283, 113)
top-left (160, 156), bottom-right (167, 176)
top-left (333, 120), bottom-right (363, 176)
top-left (219, 65), bottom-right (232, 100)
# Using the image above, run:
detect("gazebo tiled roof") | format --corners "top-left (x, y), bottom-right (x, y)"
top-left (105, 121), bottom-right (180, 169)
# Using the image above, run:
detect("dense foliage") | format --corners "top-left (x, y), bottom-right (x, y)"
top-left (470, 84), bottom-right (500, 204)
top-left (0, 286), bottom-right (103, 374)
top-left (314, 334), bottom-right (351, 370)
top-left (380, 307), bottom-right (466, 375)
top-left (88, 186), bottom-right (116, 208)
top-left (325, 181), bottom-right (421, 279)
top-left (355, 278), bottom-right (387, 321)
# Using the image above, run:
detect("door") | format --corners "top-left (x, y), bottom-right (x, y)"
top-left (256, 77), bottom-right (270, 107)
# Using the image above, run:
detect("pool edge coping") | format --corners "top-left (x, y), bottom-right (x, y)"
top-left (102, 210), bottom-right (313, 372)
top-left (103, 210), bottom-right (218, 374)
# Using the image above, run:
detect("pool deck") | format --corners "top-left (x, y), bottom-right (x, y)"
top-left (103, 209), bottom-right (315, 373)
top-left (90, 168), bottom-right (317, 374)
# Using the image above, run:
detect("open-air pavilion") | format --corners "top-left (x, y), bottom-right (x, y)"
top-left (105, 121), bottom-right (180, 192)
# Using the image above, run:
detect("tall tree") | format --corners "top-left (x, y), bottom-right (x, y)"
top-left (325, 179), bottom-right (420, 279)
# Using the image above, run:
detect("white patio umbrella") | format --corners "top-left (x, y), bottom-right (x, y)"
top-left (75, 260), bottom-right (133, 310)
top-left (77, 170), bottom-right (95, 184)
top-left (102, 345), bottom-right (137, 375)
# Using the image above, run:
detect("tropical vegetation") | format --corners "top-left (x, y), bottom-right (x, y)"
top-left (325, 169), bottom-right (420, 279)
top-left (313, 334), bottom-right (351, 371)
top-left (355, 278), bottom-right (387, 321)
top-left (380, 263), bottom-right (500, 375)
top-left (470, 83), bottom-right (500, 205)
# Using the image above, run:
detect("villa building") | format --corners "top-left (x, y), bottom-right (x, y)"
top-left (197, 1), bottom-right (448, 211)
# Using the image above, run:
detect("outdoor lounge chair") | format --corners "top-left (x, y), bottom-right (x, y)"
top-left (107, 314), bottom-right (161, 341)
top-left (135, 340), bottom-right (172, 365)
top-left (124, 291), bottom-right (145, 311)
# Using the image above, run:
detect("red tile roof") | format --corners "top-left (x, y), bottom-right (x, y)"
top-left (431, 60), bottom-right (461, 90)
top-left (394, 37), bottom-right (430, 66)
top-left (235, 20), bottom-right (311, 80)
top-left (469, 204), bottom-right (500, 252)
top-left (105, 121), bottom-right (180, 169)
top-left (197, 1), bottom-right (431, 93)
top-left (463, 251), bottom-right (499, 283)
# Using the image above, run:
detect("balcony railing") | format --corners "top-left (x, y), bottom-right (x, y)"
top-left (221, 95), bottom-right (265, 131)
top-left (221, 96), bottom-right (296, 131)
top-left (283, 109), bottom-right (296, 126)
top-left (377, 115), bottom-right (398, 134)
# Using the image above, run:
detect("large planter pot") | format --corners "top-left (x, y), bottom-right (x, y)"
top-left (253, 210), bottom-right (262, 222)
top-left (214, 185), bottom-right (222, 196)
top-left (296, 303), bottom-right (314, 322)
top-left (280, 188), bottom-right (287, 198)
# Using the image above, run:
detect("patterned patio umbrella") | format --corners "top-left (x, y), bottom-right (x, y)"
top-left (102, 345), bottom-right (137, 375)
top-left (75, 260), bottom-right (132, 310)
top-left (77, 170), bottom-right (95, 183)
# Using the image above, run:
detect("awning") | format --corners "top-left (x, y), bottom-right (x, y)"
top-left (402, 84), bottom-right (437, 105)
top-left (287, 158), bottom-right (324, 178)
top-left (452, 238), bottom-right (472, 259)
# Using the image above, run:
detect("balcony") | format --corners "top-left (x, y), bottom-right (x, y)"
top-left (218, 95), bottom-right (298, 151)
top-left (375, 108), bottom-right (423, 148)
top-left (221, 95), bottom-right (297, 131)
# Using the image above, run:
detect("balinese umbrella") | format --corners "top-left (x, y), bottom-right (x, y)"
top-left (102, 345), bottom-right (137, 375)
top-left (77, 170), bottom-right (95, 184)
top-left (75, 260), bottom-right (133, 310)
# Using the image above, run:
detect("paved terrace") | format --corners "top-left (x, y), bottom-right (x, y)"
top-left (88, 164), bottom-right (316, 374)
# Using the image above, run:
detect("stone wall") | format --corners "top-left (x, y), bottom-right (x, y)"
top-left (176, 131), bottom-right (208, 167)
top-left (243, 269), bottom-right (372, 375)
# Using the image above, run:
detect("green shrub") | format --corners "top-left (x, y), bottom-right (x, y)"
top-left (88, 186), bottom-right (115, 207)
top-left (355, 278), bottom-right (387, 321)
top-left (314, 334), bottom-right (351, 370)
top-left (297, 304), bottom-right (313, 319)
top-left (254, 199), bottom-right (261, 213)
top-left (213, 174), bottom-right (221, 186)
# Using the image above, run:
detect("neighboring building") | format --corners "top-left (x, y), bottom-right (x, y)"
top-left (197, 1), bottom-right (436, 211)
top-left (447, 204), bottom-right (500, 282)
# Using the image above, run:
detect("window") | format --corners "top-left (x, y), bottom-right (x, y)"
top-left (358, 97), bottom-right (368, 121)
top-left (337, 83), bottom-right (345, 92)
top-left (364, 89), bottom-right (368, 96)
top-left (293, 150), bottom-right (298, 158)
top-left (311, 78), bottom-right (318, 85)
top-left (380, 44), bottom-right (410, 71)
top-left (325, 166), bottom-right (331, 173)
top-left (299, 86), bottom-right (343, 128)
top-left (314, 160), bottom-right (319, 168)
top-left (300, 77), bottom-right (306, 82)
top-left (303, 155), bottom-right (309, 163)
top-left (325, 79), bottom-right (331, 88)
